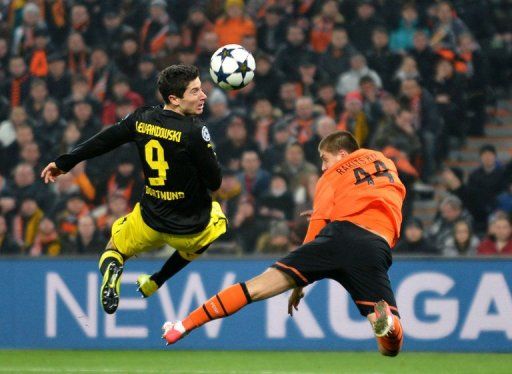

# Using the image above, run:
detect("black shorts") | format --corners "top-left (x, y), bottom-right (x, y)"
top-left (271, 220), bottom-right (399, 317)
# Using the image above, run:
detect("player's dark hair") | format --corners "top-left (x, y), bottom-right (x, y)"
top-left (318, 131), bottom-right (360, 154)
top-left (158, 64), bottom-right (199, 103)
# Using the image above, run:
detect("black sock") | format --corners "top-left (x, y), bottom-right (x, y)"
top-left (99, 257), bottom-right (122, 275)
top-left (150, 250), bottom-right (192, 287)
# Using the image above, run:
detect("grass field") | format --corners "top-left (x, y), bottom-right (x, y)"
top-left (1, 351), bottom-right (511, 374)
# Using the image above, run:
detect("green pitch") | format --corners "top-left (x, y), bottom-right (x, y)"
top-left (1, 350), bottom-right (511, 373)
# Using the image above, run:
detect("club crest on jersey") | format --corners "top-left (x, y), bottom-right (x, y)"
top-left (201, 126), bottom-right (211, 142)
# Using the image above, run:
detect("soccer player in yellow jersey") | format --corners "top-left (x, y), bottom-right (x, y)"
top-left (41, 65), bottom-right (227, 314)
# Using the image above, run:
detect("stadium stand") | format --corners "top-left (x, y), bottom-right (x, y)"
top-left (0, 0), bottom-right (511, 257)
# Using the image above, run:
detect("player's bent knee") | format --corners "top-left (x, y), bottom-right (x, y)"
top-left (247, 268), bottom-right (295, 301)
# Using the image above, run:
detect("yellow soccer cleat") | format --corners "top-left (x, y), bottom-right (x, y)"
top-left (136, 274), bottom-right (159, 298)
top-left (100, 262), bottom-right (123, 314)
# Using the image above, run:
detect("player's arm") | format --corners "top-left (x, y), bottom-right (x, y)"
top-left (188, 125), bottom-right (222, 191)
top-left (44, 115), bottom-right (135, 181)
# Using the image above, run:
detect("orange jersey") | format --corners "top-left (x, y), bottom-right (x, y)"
top-left (310, 148), bottom-right (406, 247)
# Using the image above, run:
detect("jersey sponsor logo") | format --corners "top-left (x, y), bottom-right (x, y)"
top-left (136, 121), bottom-right (182, 143)
top-left (201, 126), bottom-right (211, 142)
top-left (144, 186), bottom-right (185, 201)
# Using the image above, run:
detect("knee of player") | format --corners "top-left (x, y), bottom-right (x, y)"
top-left (378, 346), bottom-right (400, 357)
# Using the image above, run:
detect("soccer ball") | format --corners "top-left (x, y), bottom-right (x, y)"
top-left (210, 44), bottom-right (256, 90)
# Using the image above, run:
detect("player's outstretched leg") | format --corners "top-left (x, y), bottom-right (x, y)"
top-left (99, 242), bottom-right (125, 314)
top-left (163, 282), bottom-right (252, 344)
top-left (136, 248), bottom-right (201, 298)
top-left (163, 268), bottom-right (294, 345)
top-left (371, 300), bottom-right (403, 357)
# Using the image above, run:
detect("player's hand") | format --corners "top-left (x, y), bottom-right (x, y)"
top-left (299, 210), bottom-right (313, 220)
top-left (41, 162), bottom-right (65, 184)
top-left (288, 287), bottom-right (304, 316)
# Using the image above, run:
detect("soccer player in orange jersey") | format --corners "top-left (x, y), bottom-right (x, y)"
top-left (162, 131), bottom-right (406, 356)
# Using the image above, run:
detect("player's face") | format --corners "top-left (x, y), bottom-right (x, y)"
top-left (319, 150), bottom-right (347, 172)
top-left (175, 77), bottom-right (207, 116)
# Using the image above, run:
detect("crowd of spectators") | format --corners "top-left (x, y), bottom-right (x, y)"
top-left (0, 0), bottom-right (511, 257)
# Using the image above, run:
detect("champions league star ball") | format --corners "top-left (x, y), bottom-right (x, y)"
top-left (210, 44), bottom-right (256, 90)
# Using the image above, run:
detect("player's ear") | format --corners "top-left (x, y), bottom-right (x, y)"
top-left (338, 149), bottom-right (349, 159)
top-left (168, 94), bottom-right (180, 106)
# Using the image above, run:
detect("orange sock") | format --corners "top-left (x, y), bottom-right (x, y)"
top-left (182, 283), bottom-right (252, 332)
top-left (377, 315), bottom-right (403, 356)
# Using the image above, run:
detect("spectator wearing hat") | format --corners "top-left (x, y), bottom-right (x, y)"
top-left (214, 0), bottom-right (256, 46)
top-left (477, 215), bottom-right (512, 256)
top-left (441, 218), bottom-right (479, 257)
top-left (140, 0), bottom-right (178, 55)
top-left (336, 54), bottom-right (382, 96)
top-left (132, 55), bottom-right (159, 104)
top-left (319, 26), bottom-right (358, 80)
top-left (337, 91), bottom-right (370, 146)
top-left (46, 52), bottom-right (71, 101)
top-left (429, 194), bottom-right (473, 250)
top-left (182, 7), bottom-right (214, 53)
top-left (274, 23), bottom-right (317, 81)
top-left (465, 144), bottom-right (506, 234)
top-left (2, 55), bottom-right (32, 108)
top-left (394, 217), bottom-right (440, 255)
top-left (115, 35), bottom-right (141, 79)
top-left (217, 115), bottom-right (260, 171)
top-left (256, 5), bottom-right (287, 55)
top-left (0, 215), bottom-right (20, 255)
top-left (11, 3), bottom-right (44, 56)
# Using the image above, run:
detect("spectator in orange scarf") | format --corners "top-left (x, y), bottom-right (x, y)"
top-left (214, 0), bottom-right (256, 46)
